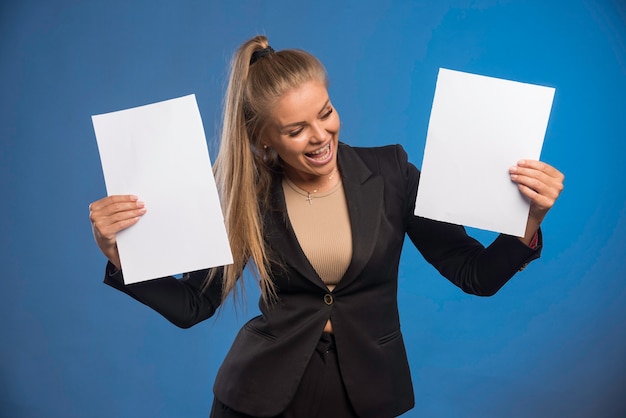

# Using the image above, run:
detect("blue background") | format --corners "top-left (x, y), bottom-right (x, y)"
top-left (2, 1), bottom-right (625, 417)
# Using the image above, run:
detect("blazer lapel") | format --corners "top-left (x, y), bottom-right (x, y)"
top-left (335, 144), bottom-right (384, 290)
top-left (265, 176), bottom-right (325, 287)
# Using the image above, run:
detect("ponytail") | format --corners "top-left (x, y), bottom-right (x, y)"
top-left (206, 35), bottom-right (328, 305)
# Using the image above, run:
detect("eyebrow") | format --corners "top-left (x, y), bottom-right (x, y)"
top-left (279, 99), bottom-right (330, 130)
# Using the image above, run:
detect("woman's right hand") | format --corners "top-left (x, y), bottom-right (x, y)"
top-left (89, 195), bottom-right (147, 269)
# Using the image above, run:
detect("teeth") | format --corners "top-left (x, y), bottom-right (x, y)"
top-left (308, 144), bottom-right (329, 156)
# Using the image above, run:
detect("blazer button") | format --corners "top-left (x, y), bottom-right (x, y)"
top-left (324, 294), bottom-right (334, 305)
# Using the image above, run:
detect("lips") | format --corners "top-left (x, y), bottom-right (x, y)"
top-left (304, 143), bottom-right (332, 164)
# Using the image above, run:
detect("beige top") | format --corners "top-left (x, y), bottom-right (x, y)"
top-left (282, 177), bottom-right (353, 287)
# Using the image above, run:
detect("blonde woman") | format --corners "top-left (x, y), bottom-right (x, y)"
top-left (89, 35), bottom-right (564, 418)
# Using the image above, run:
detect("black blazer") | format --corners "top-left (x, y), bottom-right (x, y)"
top-left (105, 143), bottom-right (541, 418)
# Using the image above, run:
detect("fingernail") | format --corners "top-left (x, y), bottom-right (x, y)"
top-left (509, 166), bottom-right (517, 173)
top-left (518, 160), bottom-right (526, 165)
top-left (136, 200), bottom-right (145, 207)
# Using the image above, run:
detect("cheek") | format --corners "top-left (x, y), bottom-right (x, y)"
top-left (276, 143), bottom-right (307, 163)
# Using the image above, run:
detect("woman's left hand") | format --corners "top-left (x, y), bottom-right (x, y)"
top-left (510, 160), bottom-right (564, 245)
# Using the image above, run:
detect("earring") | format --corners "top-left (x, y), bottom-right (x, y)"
top-left (263, 144), bottom-right (268, 150)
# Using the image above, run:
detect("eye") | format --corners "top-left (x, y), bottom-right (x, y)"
top-left (320, 107), bottom-right (333, 120)
top-left (287, 128), bottom-right (304, 137)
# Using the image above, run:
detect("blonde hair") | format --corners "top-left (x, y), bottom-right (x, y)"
top-left (208, 35), bottom-right (328, 304)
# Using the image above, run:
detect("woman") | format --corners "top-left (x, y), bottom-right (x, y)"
top-left (89, 35), bottom-right (564, 418)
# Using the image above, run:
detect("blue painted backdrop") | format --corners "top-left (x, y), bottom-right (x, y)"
top-left (2, 1), bottom-right (625, 417)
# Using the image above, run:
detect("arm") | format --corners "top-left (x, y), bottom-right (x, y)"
top-left (90, 195), bottom-right (223, 328)
top-left (103, 263), bottom-right (223, 328)
top-left (407, 216), bottom-right (541, 296)
top-left (398, 147), bottom-right (562, 295)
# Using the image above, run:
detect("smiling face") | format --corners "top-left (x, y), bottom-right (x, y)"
top-left (264, 79), bottom-right (340, 187)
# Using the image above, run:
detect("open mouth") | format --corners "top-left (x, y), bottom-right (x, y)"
top-left (304, 143), bottom-right (332, 164)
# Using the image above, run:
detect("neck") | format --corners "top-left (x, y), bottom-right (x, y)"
top-left (285, 167), bottom-right (339, 194)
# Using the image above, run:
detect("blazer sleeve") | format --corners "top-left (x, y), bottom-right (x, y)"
top-left (103, 263), bottom-right (224, 328)
top-left (397, 145), bottom-right (542, 296)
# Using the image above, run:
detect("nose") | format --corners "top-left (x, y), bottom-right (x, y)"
top-left (310, 121), bottom-right (329, 143)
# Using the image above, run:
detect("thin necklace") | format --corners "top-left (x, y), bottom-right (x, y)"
top-left (288, 168), bottom-right (339, 205)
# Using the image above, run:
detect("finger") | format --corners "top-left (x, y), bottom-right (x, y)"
top-left (90, 198), bottom-right (144, 222)
top-left (517, 183), bottom-right (556, 210)
top-left (92, 205), bottom-right (146, 227)
top-left (91, 204), bottom-right (147, 239)
top-left (513, 160), bottom-right (565, 182)
top-left (510, 162), bottom-right (564, 195)
top-left (512, 174), bottom-right (561, 204)
top-left (89, 194), bottom-right (139, 212)
top-left (93, 214), bottom-right (144, 240)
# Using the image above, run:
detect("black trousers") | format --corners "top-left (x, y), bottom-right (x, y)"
top-left (210, 333), bottom-right (358, 418)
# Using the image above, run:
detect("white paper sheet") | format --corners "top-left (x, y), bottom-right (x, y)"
top-left (92, 94), bottom-right (233, 284)
top-left (414, 68), bottom-right (555, 236)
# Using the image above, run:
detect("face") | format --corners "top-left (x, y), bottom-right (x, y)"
top-left (264, 79), bottom-right (340, 185)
